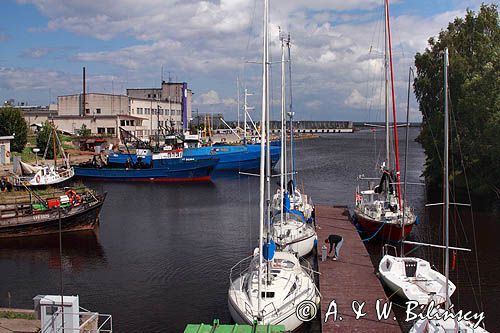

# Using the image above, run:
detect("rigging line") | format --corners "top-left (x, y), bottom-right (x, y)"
top-left (365, 6), bottom-right (383, 121)
top-left (241, 0), bottom-right (259, 101)
top-left (448, 81), bottom-right (484, 315)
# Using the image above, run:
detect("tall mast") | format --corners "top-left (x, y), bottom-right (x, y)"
top-left (257, 0), bottom-right (269, 317)
top-left (386, 0), bottom-right (403, 209)
top-left (237, 76), bottom-right (240, 130)
top-left (287, 34), bottom-right (295, 189)
top-left (384, 1), bottom-right (390, 167)
top-left (244, 89), bottom-right (248, 144)
top-left (402, 66), bottom-right (413, 254)
top-left (52, 122), bottom-right (57, 167)
top-left (265, 0), bottom-right (272, 287)
top-left (444, 47), bottom-right (450, 310)
top-left (280, 28), bottom-right (286, 224)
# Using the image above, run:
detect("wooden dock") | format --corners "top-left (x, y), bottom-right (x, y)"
top-left (315, 205), bottom-right (401, 332)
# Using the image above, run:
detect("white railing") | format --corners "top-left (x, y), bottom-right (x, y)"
top-left (229, 255), bottom-right (254, 286)
top-left (41, 307), bottom-right (112, 333)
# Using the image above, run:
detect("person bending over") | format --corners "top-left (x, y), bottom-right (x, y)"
top-left (325, 234), bottom-right (343, 261)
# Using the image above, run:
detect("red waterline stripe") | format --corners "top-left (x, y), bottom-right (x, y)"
top-left (77, 176), bottom-right (212, 183)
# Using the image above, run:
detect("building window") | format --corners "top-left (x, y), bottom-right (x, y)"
top-left (148, 94), bottom-right (151, 98)
top-left (130, 120), bottom-right (135, 126)
top-left (97, 127), bottom-right (105, 134)
top-left (96, 108), bottom-right (101, 114)
top-left (153, 94), bottom-right (156, 98)
top-left (85, 108), bottom-right (90, 114)
top-left (107, 128), bottom-right (115, 135)
top-left (120, 120), bottom-right (125, 126)
top-left (145, 108), bottom-right (149, 115)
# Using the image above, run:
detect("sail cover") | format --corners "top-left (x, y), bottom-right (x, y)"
top-left (263, 239), bottom-right (276, 261)
top-left (16, 161), bottom-right (41, 175)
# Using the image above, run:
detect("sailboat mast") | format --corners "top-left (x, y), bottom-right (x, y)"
top-left (244, 89), bottom-right (248, 144)
top-left (444, 47), bottom-right (450, 310)
top-left (288, 34), bottom-right (295, 189)
top-left (384, 0), bottom-right (390, 167)
top-left (52, 122), bottom-right (57, 167)
top-left (401, 67), bottom-right (412, 254)
top-left (264, 0), bottom-right (272, 287)
top-left (257, 0), bottom-right (269, 318)
top-left (386, 0), bottom-right (403, 209)
top-left (280, 29), bottom-right (286, 223)
top-left (237, 76), bottom-right (240, 129)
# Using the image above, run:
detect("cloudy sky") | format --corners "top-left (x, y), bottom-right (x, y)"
top-left (0, 0), bottom-right (486, 121)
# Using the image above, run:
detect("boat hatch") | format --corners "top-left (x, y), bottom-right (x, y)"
top-left (261, 291), bottom-right (275, 298)
top-left (404, 261), bottom-right (418, 278)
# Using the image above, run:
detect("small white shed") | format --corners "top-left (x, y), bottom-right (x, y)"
top-left (0, 135), bottom-right (14, 165)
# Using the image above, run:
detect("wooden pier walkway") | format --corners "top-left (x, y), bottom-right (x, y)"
top-left (315, 205), bottom-right (401, 332)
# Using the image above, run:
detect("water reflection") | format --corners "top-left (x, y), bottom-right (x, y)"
top-left (0, 230), bottom-right (106, 272)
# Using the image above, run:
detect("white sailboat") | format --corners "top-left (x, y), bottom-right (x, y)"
top-left (14, 123), bottom-right (74, 187)
top-left (378, 66), bottom-right (455, 305)
top-left (379, 245), bottom-right (455, 305)
top-left (409, 48), bottom-right (488, 332)
top-left (228, 1), bottom-right (319, 329)
top-left (269, 31), bottom-right (316, 257)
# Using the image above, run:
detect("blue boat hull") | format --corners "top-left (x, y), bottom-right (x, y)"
top-left (107, 145), bottom-right (280, 171)
top-left (184, 144), bottom-right (280, 171)
top-left (74, 157), bottom-right (218, 182)
top-left (107, 153), bottom-right (152, 167)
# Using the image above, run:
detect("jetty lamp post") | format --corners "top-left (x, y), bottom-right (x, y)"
top-left (32, 148), bottom-right (40, 165)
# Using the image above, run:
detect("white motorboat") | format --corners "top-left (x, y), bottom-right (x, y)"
top-left (379, 246), bottom-right (455, 305)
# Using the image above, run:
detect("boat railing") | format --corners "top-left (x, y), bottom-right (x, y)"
top-left (41, 306), bottom-right (112, 333)
top-left (229, 255), bottom-right (254, 286)
top-left (382, 244), bottom-right (398, 257)
top-left (299, 257), bottom-right (322, 299)
top-left (57, 167), bottom-right (75, 179)
top-left (10, 175), bottom-right (32, 187)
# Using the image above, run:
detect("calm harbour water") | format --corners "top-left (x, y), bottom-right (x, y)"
top-left (0, 128), bottom-right (497, 332)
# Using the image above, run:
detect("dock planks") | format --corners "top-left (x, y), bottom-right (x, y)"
top-left (315, 205), bottom-right (401, 332)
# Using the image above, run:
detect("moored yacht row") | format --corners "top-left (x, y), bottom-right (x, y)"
top-left (227, 5), bottom-right (319, 331)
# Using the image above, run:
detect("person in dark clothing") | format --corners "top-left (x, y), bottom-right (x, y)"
top-left (325, 234), bottom-right (344, 261)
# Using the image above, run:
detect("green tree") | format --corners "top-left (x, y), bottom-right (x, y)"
top-left (0, 107), bottom-right (28, 152)
top-left (77, 124), bottom-right (91, 137)
top-left (36, 121), bottom-right (56, 160)
top-left (414, 4), bottom-right (500, 197)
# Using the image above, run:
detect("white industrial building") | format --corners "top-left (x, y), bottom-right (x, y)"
top-left (51, 81), bottom-right (192, 140)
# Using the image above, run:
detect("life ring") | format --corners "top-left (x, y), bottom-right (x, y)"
top-left (73, 194), bottom-right (82, 206)
top-left (65, 190), bottom-right (76, 203)
top-left (35, 174), bottom-right (41, 183)
top-left (5, 151), bottom-right (10, 158)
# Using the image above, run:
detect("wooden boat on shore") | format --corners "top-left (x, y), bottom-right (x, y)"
top-left (0, 189), bottom-right (106, 238)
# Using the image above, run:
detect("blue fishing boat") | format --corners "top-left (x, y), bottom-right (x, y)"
top-left (107, 144), bottom-right (280, 171)
top-left (184, 143), bottom-right (280, 171)
top-left (74, 152), bottom-right (218, 182)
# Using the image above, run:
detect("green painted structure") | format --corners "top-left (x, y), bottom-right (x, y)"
top-left (183, 320), bottom-right (287, 333)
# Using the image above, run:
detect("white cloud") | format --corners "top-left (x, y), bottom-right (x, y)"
top-left (8, 0), bottom-right (482, 121)
top-left (22, 47), bottom-right (51, 58)
top-left (198, 90), bottom-right (221, 105)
